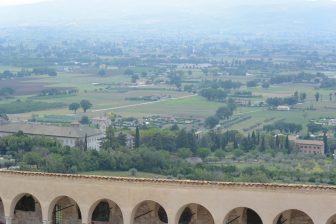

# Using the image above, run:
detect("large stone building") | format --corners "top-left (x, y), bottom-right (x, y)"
top-left (0, 123), bottom-right (104, 150)
top-left (295, 139), bottom-right (325, 155)
top-left (1, 171), bottom-right (336, 224)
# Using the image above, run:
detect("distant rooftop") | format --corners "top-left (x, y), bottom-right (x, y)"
top-left (295, 139), bottom-right (324, 146)
top-left (0, 122), bottom-right (102, 138)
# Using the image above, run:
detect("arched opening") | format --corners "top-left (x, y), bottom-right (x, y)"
top-left (89, 199), bottom-right (123, 224)
top-left (0, 197), bottom-right (5, 224)
top-left (224, 207), bottom-right (263, 224)
top-left (50, 196), bottom-right (82, 224)
top-left (132, 200), bottom-right (168, 224)
top-left (273, 209), bottom-right (313, 224)
top-left (327, 214), bottom-right (336, 224)
top-left (177, 203), bottom-right (214, 224)
top-left (12, 194), bottom-right (43, 224)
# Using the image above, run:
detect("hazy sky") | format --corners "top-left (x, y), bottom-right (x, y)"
top-left (0, 0), bottom-right (335, 7)
top-left (0, 0), bottom-right (335, 35)
top-left (0, 0), bottom-right (51, 6)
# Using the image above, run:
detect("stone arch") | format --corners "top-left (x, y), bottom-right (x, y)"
top-left (0, 197), bottom-right (5, 224)
top-left (48, 195), bottom-right (82, 224)
top-left (224, 207), bottom-right (263, 224)
top-left (10, 193), bottom-right (43, 224)
top-left (131, 200), bottom-right (168, 224)
top-left (273, 209), bottom-right (313, 224)
top-left (87, 199), bottom-right (123, 224)
top-left (176, 203), bottom-right (215, 224)
top-left (327, 214), bottom-right (336, 224)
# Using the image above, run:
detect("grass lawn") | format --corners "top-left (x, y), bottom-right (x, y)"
top-left (80, 170), bottom-right (166, 179)
top-left (112, 95), bottom-right (225, 119)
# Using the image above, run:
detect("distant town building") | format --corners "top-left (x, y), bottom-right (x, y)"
top-left (91, 117), bottom-right (112, 132)
top-left (295, 139), bottom-right (324, 155)
top-left (277, 105), bottom-right (290, 111)
top-left (126, 134), bottom-right (135, 149)
top-left (0, 122), bottom-right (104, 150)
top-left (328, 119), bottom-right (336, 126)
top-left (177, 63), bottom-right (212, 69)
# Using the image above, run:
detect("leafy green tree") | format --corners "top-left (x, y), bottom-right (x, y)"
top-left (0, 87), bottom-right (15, 97)
top-left (196, 148), bottom-right (211, 159)
top-left (177, 148), bottom-right (192, 159)
top-left (131, 74), bottom-right (139, 83)
top-left (170, 124), bottom-right (179, 131)
top-left (216, 106), bottom-right (234, 120)
top-left (101, 126), bottom-right (117, 150)
top-left (307, 123), bottom-right (324, 134)
top-left (68, 102), bottom-right (80, 113)
top-left (117, 132), bottom-right (127, 146)
top-left (80, 116), bottom-right (90, 125)
top-left (124, 69), bottom-right (134, 76)
top-left (80, 100), bottom-right (92, 112)
top-left (129, 168), bottom-right (138, 176)
top-left (205, 116), bottom-right (219, 129)
top-left (299, 92), bottom-right (307, 102)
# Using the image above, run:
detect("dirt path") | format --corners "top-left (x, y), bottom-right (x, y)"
top-left (91, 94), bottom-right (197, 112)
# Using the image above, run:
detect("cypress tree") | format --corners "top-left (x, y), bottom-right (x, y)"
top-left (285, 135), bottom-right (290, 150)
top-left (251, 131), bottom-right (256, 145)
top-left (233, 135), bottom-right (238, 149)
top-left (84, 134), bottom-right (88, 151)
top-left (259, 136), bottom-right (266, 152)
top-left (257, 132), bottom-right (260, 144)
top-left (275, 135), bottom-right (280, 148)
top-left (135, 126), bottom-right (140, 148)
top-left (323, 131), bottom-right (329, 155)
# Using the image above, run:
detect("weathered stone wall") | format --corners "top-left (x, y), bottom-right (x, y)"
top-left (0, 201), bottom-right (5, 224)
top-left (290, 210), bottom-right (314, 224)
top-left (2, 171), bottom-right (336, 224)
top-left (53, 197), bottom-right (81, 224)
top-left (11, 199), bottom-right (42, 224)
top-left (183, 204), bottom-right (214, 224)
top-left (134, 201), bottom-right (166, 224)
top-left (273, 210), bottom-right (314, 224)
top-left (328, 215), bottom-right (336, 224)
top-left (91, 201), bottom-right (123, 224)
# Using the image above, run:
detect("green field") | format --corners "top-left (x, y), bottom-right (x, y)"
top-left (2, 69), bottom-right (336, 133)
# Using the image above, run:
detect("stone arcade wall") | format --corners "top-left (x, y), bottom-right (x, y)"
top-left (91, 201), bottom-right (123, 224)
top-left (0, 201), bottom-right (5, 224)
top-left (54, 197), bottom-right (82, 224)
top-left (1, 171), bottom-right (336, 224)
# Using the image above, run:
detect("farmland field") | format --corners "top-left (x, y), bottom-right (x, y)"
top-left (2, 69), bottom-right (336, 133)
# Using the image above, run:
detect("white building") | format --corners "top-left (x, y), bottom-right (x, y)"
top-left (277, 105), bottom-right (290, 111)
top-left (0, 122), bottom-right (104, 150)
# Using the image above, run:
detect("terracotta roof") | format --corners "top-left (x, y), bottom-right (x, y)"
top-left (0, 123), bottom-right (102, 138)
top-left (295, 139), bottom-right (324, 146)
top-left (0, 170), bottom-right (336, 191)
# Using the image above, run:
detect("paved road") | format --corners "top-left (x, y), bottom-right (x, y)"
top-left (91, 94), bottom-right (197, 112)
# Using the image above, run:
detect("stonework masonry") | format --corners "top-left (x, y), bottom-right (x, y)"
top-left (1, 171), bottom-right (336, 224)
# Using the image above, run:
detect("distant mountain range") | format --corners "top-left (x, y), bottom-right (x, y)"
top-left (0, 0), bottom-right (335, 38)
